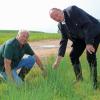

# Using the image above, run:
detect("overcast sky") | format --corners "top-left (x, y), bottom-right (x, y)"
top-left (0, 0), bottom-right (100, 33)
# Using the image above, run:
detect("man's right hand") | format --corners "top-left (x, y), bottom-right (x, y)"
top-left (41, 68), bottom-right (47, 78)
top-left (52, 62), bottom-right (59, 69)
top-left (52, 56), bottom-right (63, 69)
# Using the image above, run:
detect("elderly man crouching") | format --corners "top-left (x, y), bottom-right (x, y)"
top-left (0, 30), bottom-right (46, 85)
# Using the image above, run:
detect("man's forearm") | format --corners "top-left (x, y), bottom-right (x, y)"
top-left (5, 66), bottom-right (13, 81)
top-left (55, 56), bottom-right (63, 65)
top-left (38, 63), bottom-right (44, 71)
top-left (35, 55), bottom-right (44, 71)
top-left (58, 38), bottom-right (68, 57)
top-left (4, 59), bottom-right (13, 81)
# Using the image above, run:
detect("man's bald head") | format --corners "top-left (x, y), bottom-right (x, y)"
top-left (49, 8), bottom-right (64, 22)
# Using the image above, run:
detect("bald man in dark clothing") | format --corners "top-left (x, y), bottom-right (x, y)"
top-left (49, 5), bottom-right (100, 89)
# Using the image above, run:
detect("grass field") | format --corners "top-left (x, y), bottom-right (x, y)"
top-left (0, 51), bottom-right (100, 100)
top-left (0, 30), bottom-right (100, 100)
top-left (0, 30), bottom-right (60, 44)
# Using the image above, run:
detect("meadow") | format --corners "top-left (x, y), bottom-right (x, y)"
top-left (0, 30), bottom-right (60, 44)
top-left (0, 53), bottom-right (100, 100)
top-left (0, 30), bottom-right (100, 100)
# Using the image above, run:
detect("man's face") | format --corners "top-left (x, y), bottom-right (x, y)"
top-left (50, 9), bottom-right (64, 22)
top-left (18, 32), bottom-right (29, 45)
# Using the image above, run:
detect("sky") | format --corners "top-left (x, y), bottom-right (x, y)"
top-left (0, 0), bottom-right (100, 33)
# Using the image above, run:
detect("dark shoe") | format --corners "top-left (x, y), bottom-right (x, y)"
top-left (77, 76), bottom-right (83, 81)
top-left (76, 73), bottom-right (83, 81)
top-left (73, 76), bottom-right (83, 84)
top-left (89, 64), bottom-right (97, 90)
top-left (93, 82), bottom-right (97, 90)
top-left (18, 67), bottom-right (31, 81)
top-left (73, 63), bottom-right (83, 81)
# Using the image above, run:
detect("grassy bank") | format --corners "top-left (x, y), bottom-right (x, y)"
top-left (0, 30), bottom-right (60, 44)
top-left (0, 50), bottom-right (100, 100)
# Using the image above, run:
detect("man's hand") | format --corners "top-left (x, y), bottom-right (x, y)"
top-left (52, 56), bottom-right (63, 69)
top-left (42, 68), bottom-right (47, 78)
top-left (86, 44), bottom-right (95, 54)
top-left (52, 62), bottom-right (59, 69)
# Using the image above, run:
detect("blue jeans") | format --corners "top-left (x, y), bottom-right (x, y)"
top-left (0, 55), bottom-right (36, 85)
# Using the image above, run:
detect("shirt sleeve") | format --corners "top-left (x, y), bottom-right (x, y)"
top-left (58, 23), bottom-right (68, 57)
top-left (4, 44), bottom-right (13, 60)
top-left (25, 43), bottom-right (35, 55)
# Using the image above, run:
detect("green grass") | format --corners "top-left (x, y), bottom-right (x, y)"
top-left (0, 50), bottom-right (100, 100)
top-left (0, 30), bottom-right (60, 44)
top-left (0, 30), bottom-right (100, 99)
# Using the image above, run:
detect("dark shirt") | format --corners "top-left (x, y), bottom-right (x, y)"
top-left (0, 38), bottom-right (34, 71)
top-left (58, 5), bottom-right (100, 57)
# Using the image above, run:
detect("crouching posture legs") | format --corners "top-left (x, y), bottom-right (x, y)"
top-left (13, 55), bottom-right (36, 85)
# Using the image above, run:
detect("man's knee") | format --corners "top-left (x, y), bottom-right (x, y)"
top-left (25, 55), bottom-right (36, 69)
top-left (18, 55), bottom-right (36, 69)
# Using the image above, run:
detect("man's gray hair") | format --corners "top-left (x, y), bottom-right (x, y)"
top-left (18, 29), bottom-right (30, 36)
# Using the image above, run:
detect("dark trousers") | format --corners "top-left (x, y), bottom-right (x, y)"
top-left (69, 36), bottom-right (100, 83)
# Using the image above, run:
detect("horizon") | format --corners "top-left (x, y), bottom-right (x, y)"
top-left (0, 0), bottom-right (100, 33)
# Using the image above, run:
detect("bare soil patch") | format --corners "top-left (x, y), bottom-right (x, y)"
top-left (29, 39), bottom-right (72, 57)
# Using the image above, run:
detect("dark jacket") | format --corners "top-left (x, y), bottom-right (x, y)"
top-left (58, 5), bottom-right (100, 57)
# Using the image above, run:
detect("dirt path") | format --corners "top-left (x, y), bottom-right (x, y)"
top-left (29, 39), bottom-right (72, 57)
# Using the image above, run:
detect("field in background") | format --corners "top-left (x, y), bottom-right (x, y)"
top-left (0, 30), bottom-right (60, 44)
